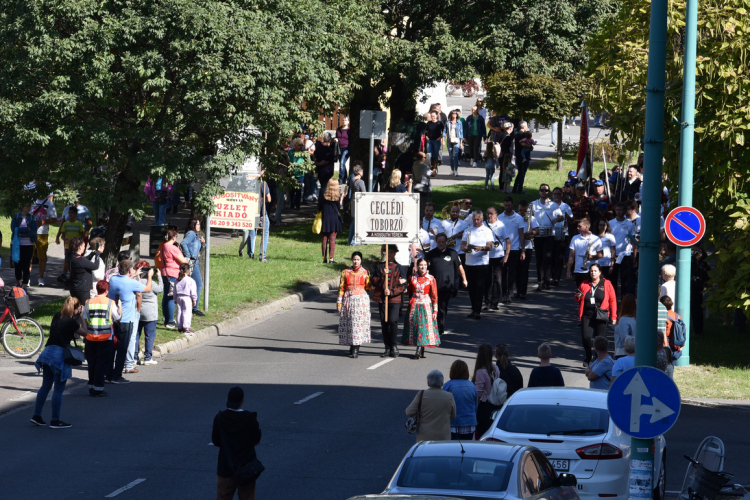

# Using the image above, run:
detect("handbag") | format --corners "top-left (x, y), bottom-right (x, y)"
top-left (594, 306), bottom-right (609, 322)
top-left (405, 390), bottom-right (424, 434)
top-left (218, 414), bottom-right (265, 487)
top-left (312, 211), bottom-right (323, 234)
top-left (11, 228), bottom-right (21, 264)
top-left (63, 340), bottom-right (85, 367)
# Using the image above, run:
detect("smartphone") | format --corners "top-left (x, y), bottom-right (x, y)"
top-left (405, 174), bottom-right (411, 183)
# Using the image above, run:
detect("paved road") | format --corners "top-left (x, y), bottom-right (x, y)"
top-left (1, 274), bottom-right (747, 499)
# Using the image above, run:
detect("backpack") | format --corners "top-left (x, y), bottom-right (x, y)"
top-left (669, 313), bottom-right (687, 347)
top-left (488, 374), bottom-right (508, 407)
top-left (154, 241), bottom-right (166, 270)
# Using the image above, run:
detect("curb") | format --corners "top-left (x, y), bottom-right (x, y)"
top-left (681, 398), bottom-right (750, 412)
top-left (151, 277), bottom-right (340, 358)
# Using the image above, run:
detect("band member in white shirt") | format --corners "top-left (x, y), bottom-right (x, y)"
top-left (516, 200), bottom-right (539, 299)
top-left (531, 184), bottom-right (564, 291)
top-left (421, 202), bottom-right (442, 250)
top-left (551, 187), bottom-right (574, 286)
top-left (442, 205), bottom-right (469, 265)
top-left (460, 211), bottom-right (494, 319)
top-left (566, 218), bottom-right (604, 286)
top-left (498, 197), bottom-right (525, 303)
top-left (459, 198), bottom-right (473, 220)
top-left (596, 219), bottom-right (617, 277)
top-left (608, 202), bottom-right (637, 299)
top-left (485, 206), bottom-right (511, 309)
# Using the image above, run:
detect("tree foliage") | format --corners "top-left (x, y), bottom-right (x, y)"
top-left (587, 0), bottom-right (750, 314)
top-left (0, 0), bottom-right (381, 264)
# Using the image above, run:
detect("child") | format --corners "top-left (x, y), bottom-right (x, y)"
top-left (660, 264), bottom-right (676, 302)
top-left (519, 131), bottom-right (537, 165)
top-left (174, 263), bottom-right (197, 335)
top-left (528, 343), bottom-right (565, 387)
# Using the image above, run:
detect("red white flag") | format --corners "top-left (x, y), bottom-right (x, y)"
top-left (577, 103), bottom-right (589, 181)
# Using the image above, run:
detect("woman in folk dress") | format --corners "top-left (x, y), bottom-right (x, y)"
top-left (402, 258), bottom-right (440, 360)
top-left (337, 251), bottom-right (371, 358)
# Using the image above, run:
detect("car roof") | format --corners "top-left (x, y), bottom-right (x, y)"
top-left (410, 440), bottom-right (527, 461)
top-left (347, 496), bottom-right (462, 500)
top-left (508, 387), bottom-right (608, 406)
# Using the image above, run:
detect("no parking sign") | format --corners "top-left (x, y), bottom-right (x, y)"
top-left (664, 206), bottom-right (705, 247)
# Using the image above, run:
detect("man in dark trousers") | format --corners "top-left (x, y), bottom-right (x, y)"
top-left (426, 233), bottom-right (468, 334)
top-left (212, 386), bottom-right (262, 500)
top-left (371, 245), bottom-right (406, 358)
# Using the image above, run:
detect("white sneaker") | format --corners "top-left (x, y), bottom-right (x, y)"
top-left (144, 359), bottom-right (158, 365)
top-left (37, 278), bottom-right (45, 287)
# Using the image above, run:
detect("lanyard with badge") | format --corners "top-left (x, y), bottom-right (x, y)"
top-left (589, 283), bottom-right (599, 305)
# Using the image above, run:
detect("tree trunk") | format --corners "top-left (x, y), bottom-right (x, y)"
top-left (102, 168), bottom-right (142, 269)
top-left (556, 120), bottom-right (564, 171)
top-left (383, 78), bottom-right (419, 188)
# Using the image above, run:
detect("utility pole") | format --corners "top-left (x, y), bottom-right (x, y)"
top-left (675, 0), bottom-right (699, 367)
top-left (632, 0), bottom-right (669, 492)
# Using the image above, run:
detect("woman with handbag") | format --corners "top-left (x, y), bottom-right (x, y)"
top-left (472, 343), bottom-right (501, 439)
top-left (318, 181), bottom-right (343, 264)
top-left (31, 297), bottom-right (88, 429)
top-left (445, 111), bottom-right (464, 176)
top-left (180, 218), bottom-right (206, 317)
top-left (574, 263), bottom-right (617, 367)
top-left (405, 370), bottom-right (456, 442)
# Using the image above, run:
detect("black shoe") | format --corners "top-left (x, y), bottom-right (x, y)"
top-left (491, 304), bottom-right (500, 311)
top-left (249, 253), bottom-right (255, 260)
top-left (91, 391), bottom-right (108, 397)
top-left (49, 420), bottom-right (72, 429)
top-left (536, 285), bottom-right (545, 292)
top-left (391, 346), bottom-right (399, 358)
top-left (552, 280), bottom-right (560, 286)
top-left (545, 283), bottom-right (552, 290)
top-left (30, 415), bottom-right (45, 426)
top-left (519, 294), bottom-right (527, 300)
top-left (323, 257), bottom-right (328, 264)
top-left (348, 346), bottom-right (355, 358)
top-left (239, 249), bottom-right (244, 257)
top-left (193, 309), bottom-right (206, 317)
top-left (109, 377), bottom-right (130, 384)
top-left (475, 313), bottom-right (481, 320)
top-left (467, 312), bottom-right (477, 318)
top-left (414, 347), bottom-right (421, 360)
top-left (352, 346), bottom-right (359, 358)
top-left (420, 347), bottom-right (425, 358)
top-left (381, 347), bottom-right (390, 358)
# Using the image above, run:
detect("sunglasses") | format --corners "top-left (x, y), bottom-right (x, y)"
top-left (540, 189), bottom-right (550, 192)
top-left (466, 202), bottom-right (473, 205)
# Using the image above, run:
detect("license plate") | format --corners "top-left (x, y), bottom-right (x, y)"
top-left (549, 459), bottom-right (570, 471)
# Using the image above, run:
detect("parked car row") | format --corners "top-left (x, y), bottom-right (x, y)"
top-left (348, 387), bottom-right (666, 500)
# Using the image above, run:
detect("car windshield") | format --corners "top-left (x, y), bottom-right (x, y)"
top-left (397, 456), bottom-right (513, 492)
top-left (498, 404), bottom-right (609, 436)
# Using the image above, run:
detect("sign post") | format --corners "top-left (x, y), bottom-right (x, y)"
top-left (359, 110), bottom-right (387, 192)
top-left (352, 192), bottom-right (420, 246)
top-left (665, 206), bottom-right (705, 367)
top-left (608, 367), bottom-right (680, 500)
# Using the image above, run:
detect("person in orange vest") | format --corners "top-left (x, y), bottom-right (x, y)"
top-left (83, 280), bottom-right (122, 397)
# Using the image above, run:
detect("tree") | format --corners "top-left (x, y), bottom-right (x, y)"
top-left (347, 0), bottom-right (617, 183)
top-left (587, 0), bottom-right (750, 315)
top-left (0, 0), bottom-right (381, 265)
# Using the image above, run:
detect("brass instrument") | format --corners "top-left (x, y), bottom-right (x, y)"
top-left (441, 199), bottom-right (468, 220)
top-left (580, 236), bottom-right (595, 271)
top-left (446, 228), bottom-right (465, 247)
top-left (465, 230), bottom-right (473, 254)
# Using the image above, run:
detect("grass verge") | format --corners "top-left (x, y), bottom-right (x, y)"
top-left (674, 315), bottom-right (750, 400)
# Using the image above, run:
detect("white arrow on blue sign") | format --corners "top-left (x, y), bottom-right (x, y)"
top-left (607, 366), bottom-right (681, 439)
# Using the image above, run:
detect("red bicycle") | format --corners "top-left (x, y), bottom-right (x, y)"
top-left (1, 287), bottom-right (44, 359)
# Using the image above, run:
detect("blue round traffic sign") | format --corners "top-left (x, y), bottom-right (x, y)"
top-left (607, 366), bottom-right (681, 439)
top-left (665, 206), bottom-right (705, 247)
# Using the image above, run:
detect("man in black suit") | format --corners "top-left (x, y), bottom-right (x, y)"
top-left (425, 233), bottom-right (467, 334)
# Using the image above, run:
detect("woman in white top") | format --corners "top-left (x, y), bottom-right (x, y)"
top-left (86, 237), bottom-right (107, 297)
top-left (614, 294), bottom-right (637, 359)
top-left (596, 219), bottom-right (617, 278)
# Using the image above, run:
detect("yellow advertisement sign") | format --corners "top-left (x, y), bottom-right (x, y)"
top-left (210, 191), bottom-right (259, 230)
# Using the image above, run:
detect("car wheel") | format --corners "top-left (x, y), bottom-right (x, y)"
top-left (653, 449), bottom-right (666, 500)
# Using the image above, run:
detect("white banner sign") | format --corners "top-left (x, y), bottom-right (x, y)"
top-left (353, 192), bottom-right (420, 244)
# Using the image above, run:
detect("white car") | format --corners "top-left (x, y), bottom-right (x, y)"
top-left (479, 387), bottom-right (666, 500)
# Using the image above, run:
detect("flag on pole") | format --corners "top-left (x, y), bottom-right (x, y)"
top-left (577, 101), bottom-right (590, 182)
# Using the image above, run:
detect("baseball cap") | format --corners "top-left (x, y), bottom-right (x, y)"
top-left (594, 180), bottom-right (604, 186)
top-left (598, 202), bottom-right (609, 211)
top-left (564, 180), bottom-right (571, 187)
top-left (575, 184), bottom-right (586, 190)
top-left (567, 170), bottom-right (576, 177)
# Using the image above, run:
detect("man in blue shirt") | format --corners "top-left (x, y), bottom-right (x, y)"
top-left (586, 336), bottom-right (614, 390)
top-left (107, 260), bottom-right (154, 384)
top-left (611, 336), bottom-right (636, 385)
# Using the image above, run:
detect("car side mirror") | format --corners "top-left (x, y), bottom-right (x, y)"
top-left (559, 473), bottom-right (577, 487)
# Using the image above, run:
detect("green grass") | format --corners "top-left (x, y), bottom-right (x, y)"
top-left (673, 315), bottom-right (750, 400)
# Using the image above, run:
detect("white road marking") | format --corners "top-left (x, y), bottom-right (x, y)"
top-left (105, 478), bottom-right (147, 498)
top-left (367, 358), bottom-right (394, 370)
top-left (294, 392), bottom-right (324, 405)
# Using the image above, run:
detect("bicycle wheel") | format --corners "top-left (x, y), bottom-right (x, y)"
top-left (1, 317), bottom-right (45, 359)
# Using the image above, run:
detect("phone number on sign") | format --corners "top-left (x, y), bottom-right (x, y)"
top-left (211, 220), bottom-right (255, 229)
